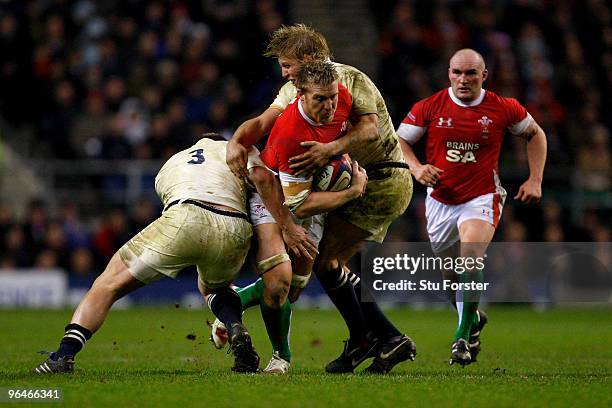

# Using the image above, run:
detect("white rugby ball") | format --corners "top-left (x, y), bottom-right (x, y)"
top-left (313, 155), bottom-right (352, 192)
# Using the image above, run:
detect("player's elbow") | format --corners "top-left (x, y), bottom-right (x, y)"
top-left (248, 166), bottom-right (274, 188)
top-left (365, 122), bottom-right (379, 143)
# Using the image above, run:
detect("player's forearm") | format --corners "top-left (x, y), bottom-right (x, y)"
top-left (327, 114), bottom-right (378, 156)
top-left (398, 138), bottom-right (422, 170)
top-left (232, 119), bottom-right (268, 148)
top-left (233, 108), bottom-right (281, 148)
top-left (526, 128), bottom-right (547, 182)
top-left (250, 168), bottom-right (295, 228)
top-left (293, 188), bottom-right (360, 219)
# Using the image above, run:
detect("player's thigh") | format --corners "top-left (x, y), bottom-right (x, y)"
top-left (118, 205), bottom-right (200, 284)
top-left (333, 166), bottom-right (413, 243)
top-left (458, 219), bottom-right (494, 259)
top-left (91, 252), bottom-right (145, 296)
top-left (196, 214), bottom-right (253, 290)
top-left (315, 213), bottom-right (370, 273)
top-left (254, 223), bottom-right (287, 261)
top-left (256, 224), bottom-right (292, 293)
top-left (457, 192), bottom-right (503, 257)
top-left (425, 194), bottom-right (461, 253)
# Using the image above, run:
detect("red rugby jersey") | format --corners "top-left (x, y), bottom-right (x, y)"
top-left (398, 88), bottom-right (530, 205)
top-left (261, 83), bottom-right (352, 173)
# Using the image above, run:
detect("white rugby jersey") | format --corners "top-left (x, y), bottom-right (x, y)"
top-left (155, 138), bottom-right (264, 214)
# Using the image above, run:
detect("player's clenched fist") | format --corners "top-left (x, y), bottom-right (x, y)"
top-left (411, 164), bottom-right (443, 187)
top-left (226, 140), bottom-right (250, 178)
top-left (514, 178), bottom-right (542, 204)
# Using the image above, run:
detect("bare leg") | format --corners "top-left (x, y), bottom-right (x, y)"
top-left (452, 219), bottom-right (494, 341)
top-left (71, 253), bottom-right (145, 333)
top-left (257, 223), bottom-right (291, 308)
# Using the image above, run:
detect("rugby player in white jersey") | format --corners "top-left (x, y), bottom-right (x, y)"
top-left (33, 135), bottom-right (316, 374)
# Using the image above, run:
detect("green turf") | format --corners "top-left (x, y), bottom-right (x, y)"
top-left (1, 306), bottom-right (611, 407)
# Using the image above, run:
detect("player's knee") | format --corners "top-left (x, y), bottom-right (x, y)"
top-left (287, 272), bottom-right (310, 303)
top-left (263, 278), bottom-right (290, 307)
top-left (313, 256), bottom-right (339, 277)
top-left (90, 276), bottom-right (126, 299)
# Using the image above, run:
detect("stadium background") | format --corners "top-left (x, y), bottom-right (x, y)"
top-left (0, 0), bottom-right (610, 305)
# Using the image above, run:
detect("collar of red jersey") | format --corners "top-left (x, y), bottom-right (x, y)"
top-left (448, 87), bottom-right (486, 107)
top-left (298, 98), bottom-right (324, 126)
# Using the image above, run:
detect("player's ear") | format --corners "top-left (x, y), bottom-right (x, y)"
top-left (482, 69), bottom-right (488, 82)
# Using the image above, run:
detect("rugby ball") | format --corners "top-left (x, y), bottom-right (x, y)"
top-left (313, 155), bottom-right (352, 192)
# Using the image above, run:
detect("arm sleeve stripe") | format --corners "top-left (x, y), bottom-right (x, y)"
top-left (397, 123), bottom-right (426, 144)
top-left (508, 113), bottom-right (533, 135)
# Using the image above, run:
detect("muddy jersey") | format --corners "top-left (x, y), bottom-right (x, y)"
top-left (155, 138), bottom-right (264, 214)
top-left (397, 88), bottom-right (532, 205)
top-left (271, 62), bottom-right (403, 167)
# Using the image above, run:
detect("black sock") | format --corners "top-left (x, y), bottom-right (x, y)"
top-left (317, 267), bottom-right (367, 341)
top-left (353, 274), bottom-right (402, 340)
top-left (208, 287), bottom-right (243, 329)
top-left (56, 323), bottom-right (92, 359)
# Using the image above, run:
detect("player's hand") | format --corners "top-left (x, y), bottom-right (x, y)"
top-left (226, 140), bottom-right (250, 179)
top-left (514, 178), bottom-right (542, 204)
top-left (288, 141), bottom-right (334, 176)
top-left (350, 160), bottom-right (368, 197)
top-left (411, 164), bottom-right (443, 187)
top-left (281, 223), bottom-right (319, 261)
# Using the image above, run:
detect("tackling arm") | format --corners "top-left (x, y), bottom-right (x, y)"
top-left (248, 166), bottom-right (318, 259)
top-left (288, 114), bottom-right (379, 175)
top-left (292, 161), bottom-right (368, 219)
top-left (227, 107), bottom-right (283, 178)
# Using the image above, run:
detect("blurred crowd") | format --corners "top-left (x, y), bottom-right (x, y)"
top-left (0, 199), bottom-right (159, 275)
top-left (1, 0), bottom-right (287, 160)
top-left (0, 0), bottom-right (610, 276)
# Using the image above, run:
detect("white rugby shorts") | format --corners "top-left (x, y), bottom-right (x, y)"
top-left (249, 192), bottom-right (324, 245)
top-left (425, 188), bottom-right (506, 253)
top-left (119, 203), bottom-right (252, 289)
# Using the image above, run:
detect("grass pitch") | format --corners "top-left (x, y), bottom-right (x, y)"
top-left (1, 306), bottom-right (611, 407)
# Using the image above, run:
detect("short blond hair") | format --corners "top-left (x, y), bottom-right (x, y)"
top-left (295, 61), bottom-right (338, 93)
top-left (264, 23), bottom-right (332, 61)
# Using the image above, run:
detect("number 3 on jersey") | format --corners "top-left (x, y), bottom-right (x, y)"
top-left (446, 149), bottom-right (476, 163)
top-left (187, 149), bottom-right (205, 164)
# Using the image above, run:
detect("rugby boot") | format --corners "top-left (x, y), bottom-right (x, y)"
top-left (325, 335), bottom-right (379, 373)
top-left (229, 323), bottom-right (260, 373)
top-left (364, 334), bottom-right (416, 374)
top-left (262, 351), bottom-right (290, 374)
top-left (33, 351), bottom-right (74, 374)
top-left (208, 318), bottom-right (229, 349)
top-left (468, 310), bottom-right (488, 362)
top-left (449, 338), bottom-right (471, 366)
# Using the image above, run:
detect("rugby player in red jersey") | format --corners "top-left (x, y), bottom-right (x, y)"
top-left (226, 24), bottom-right (415, 375)
top-left (397, 48), bottom-right (547, 366)
top-left (211, 61), bottom-right (369, 374)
